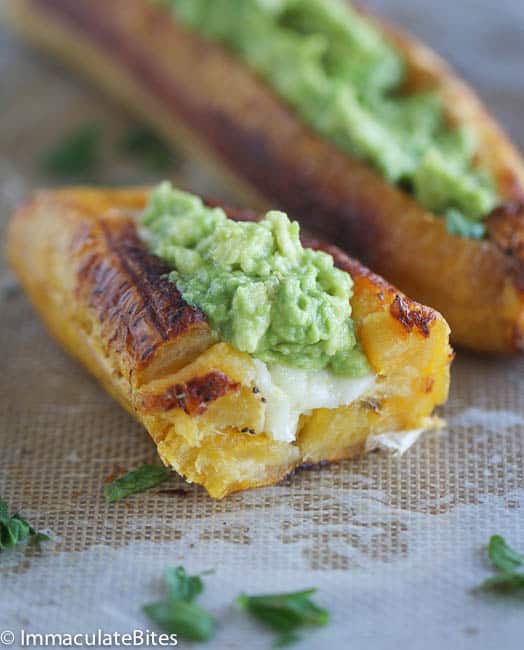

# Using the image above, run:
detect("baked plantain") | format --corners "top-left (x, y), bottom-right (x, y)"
top-left (4, 0), bottom-right (524, 353)
top-left (7, 187), bottom-right (452, 498)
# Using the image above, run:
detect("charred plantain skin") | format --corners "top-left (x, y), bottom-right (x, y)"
top-left (6, 189), bottom-right (216, 409)
top-left (7, 188), bottom-right (452, 498)
top-left (6, 0), bottom-right (524, 353)
top-left (74, 217), bottom-right (208, 373)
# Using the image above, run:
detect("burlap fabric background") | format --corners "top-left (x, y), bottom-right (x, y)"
top-left (0, 1), bottom-right (523, 648)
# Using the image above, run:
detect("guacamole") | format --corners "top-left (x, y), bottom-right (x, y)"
top-left (159, 0), bottom-right (498, 238)
top-left (141, 182), bottom-right (369, 376)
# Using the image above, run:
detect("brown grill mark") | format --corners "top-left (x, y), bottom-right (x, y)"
top-left (142, 371), bottom-right (240, 416)
top-left (74, 216), bottom-right (207, 369)
top-left (101, 220), bottom-right (207, 344)
top-left (389, 294), bottom-right (434, 337)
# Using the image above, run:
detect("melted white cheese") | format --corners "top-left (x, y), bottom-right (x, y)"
top-left (252, 360), bottom-right (376, 442)
top-left (365, 429), bottom-right (424, 455)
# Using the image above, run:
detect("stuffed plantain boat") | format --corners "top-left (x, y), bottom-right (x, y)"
top-left (7, 185), bottom-right (452, 498)
top-left (5, 0), bottom-right (524, 353)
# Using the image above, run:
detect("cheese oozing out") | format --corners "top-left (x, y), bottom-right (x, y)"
top-left (252, 359), bottom-right (376, 443)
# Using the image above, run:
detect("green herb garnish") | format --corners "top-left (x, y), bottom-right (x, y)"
top-left (236, 589), bottom-right (329, 647)
top-left (481, 572), bottom-right (524, 592)
top-left (103, 465), bottom-right (171, 503)
top-left (488, 535), bottom-right (524, 572)
top-left (144, 566), bottom-right (215, 642)
top-left (165, 566), bottom-right (204, 602)
top-left (478, 535), bottom-right (524, 595)
top-left (144, 600), bottom-right (214, 641)
top-left (119, 125), bottom-right (177, 171)
top-left (41, 123), bottom-right (102, 176)
top-left (0, 498), bottom-right (49, 551)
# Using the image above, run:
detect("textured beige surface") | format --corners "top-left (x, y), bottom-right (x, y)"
top-left (0, 1), bottom-right (523, 649)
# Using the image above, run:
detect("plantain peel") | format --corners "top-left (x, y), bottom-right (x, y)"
top-left (7, 188), bottom-right (452, 498)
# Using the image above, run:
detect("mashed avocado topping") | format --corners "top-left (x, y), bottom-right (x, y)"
top-left (159, 0), bottom-right (498, 238)
top-left (141, 182), bottom-right (369, 376)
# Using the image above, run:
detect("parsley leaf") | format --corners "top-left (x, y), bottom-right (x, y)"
top-left (41, 123), bottom-right (102, 176)
top-left (0, 513), bottom-right (32, 551)
top-left (478, 535), bottom-right (524, 595)
top-left (488, 535), bottom-right (524, 573)
top-left (165, 566), bottom-right (204, 602)
top-left (0, 498), bottom-right (49, 552)
top-left (103, 465), bottom-right (171, 503)
top-left (119, 125), bottom-right (178, 171)
top-left (144, 600), bottom-right (215, 641)
top-left (144, 566), bottom-right (215, 642)
top-left (481, 573), bottom-right (524, 593)
top-left (236, 589), bottom-right (329, 647)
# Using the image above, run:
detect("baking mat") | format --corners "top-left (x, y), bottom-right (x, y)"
top-left (0, 1), bottom-right (523, 648)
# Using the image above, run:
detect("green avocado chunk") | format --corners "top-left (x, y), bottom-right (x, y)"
top-left (159, 0), bottom-right (498, 235)
top-left (140, 183), bottom-right (369, 376)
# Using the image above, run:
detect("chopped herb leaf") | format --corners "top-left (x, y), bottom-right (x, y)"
top-left (0, 513), bottom-right (32, 551)
top-left (445, 208), bottom-right (486, 239)
top-left (236, 589), bottom-right (329, 647)
top-left (478, 535), bottom-right (524, 596)
top-left (144, 600), bottom-right (215, 641)
top-left (165, 566), bottom-right (204, 602)
top-left (488, 535), bottom-right (524, 573)
top-left (119, 125), bottom-right (177, 171)
top-left (41, 123), bottom-right (102, 176)
top-left (144, 566), bottom-right (215, 642)
top-left (104, 465), bottom-right (171, 503)
top-left (0, 498), bottom-right (49, 551)
top-left (481, 573), bottom-right (524, 593)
